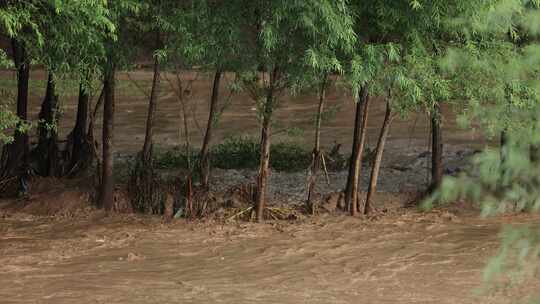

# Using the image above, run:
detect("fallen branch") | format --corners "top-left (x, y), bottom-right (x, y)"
top-left (226, 206), bottom-right (253, 221)
top-left (321, 152), bottom-right (331, 185)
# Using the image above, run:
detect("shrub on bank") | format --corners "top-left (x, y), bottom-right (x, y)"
top-left (153, 136), bottom-right (319, 172)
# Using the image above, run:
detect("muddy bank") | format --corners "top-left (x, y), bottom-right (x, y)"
top-left (0, 140), bottom-right (475, 217)
top-left (154, 141), bottom-right (478, 205)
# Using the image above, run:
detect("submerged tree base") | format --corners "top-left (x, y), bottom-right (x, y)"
top-left (128, 154), bottom-right (165, 214)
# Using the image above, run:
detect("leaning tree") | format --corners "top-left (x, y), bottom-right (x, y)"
top-left (191, 0), bottom-right (245, 190)
top-left (127, 0), bottom-right (171, 214)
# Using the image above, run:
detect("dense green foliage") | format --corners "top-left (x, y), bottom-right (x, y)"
top-left (0, 1), bottom-right (113, 144)
top-left (0, 106), bottom-right (21, 144)
top-left (154, 137), bottom-right (313, 172)
top-left (420, 0), bottom-right (540, 298)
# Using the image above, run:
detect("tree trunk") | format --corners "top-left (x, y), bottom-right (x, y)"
top-left (500, 130), bottom-right (507, 148)
top-left (431, 103), bottom-right (443, 191)
top-left (344, 85), bottom-right (370, 216)
top-left (35, 73), bottom-right (59, 176)
top-left (99, 65), bottom-right (115, 211)
top-left (364, 99), bottom-right (393, 215)
top-left (1, 39), bottom-right (30, 179)
top-left (85, 86), bottom-right (104, 185)
top-left (255, 96), bottom-right (272, 222)
top-left (181, 102), bottom-right (191, 169)
top-left (199, 70), bottom-right (222, 188)
top-left (255, 69), bottom-right (277, 222)
top-left (306, 74), bottom-right (327, 212)
top-left (141, 50), bottom-right (161, 163)
top-left (88, 87), bottom-right (104, 139)
top-left (530, 144), bottom-right (539, 163)
top-left (87, 86), bottom-right (105, 157)
top-left (128, 40), bottom-right (162, 214)
top-left (68, 82), bottom-right (91, 172)
top-left (500, 129), bottom-right (508, 163)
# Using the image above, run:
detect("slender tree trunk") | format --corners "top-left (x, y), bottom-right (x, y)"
top-left (344, 103), bottom-right (361, 212)
top-left (255, 95), bottom-right (272, 222)
top-left (500, 82), bottom-right (513, 165)
top-left (85, 86), bottom-right (104, 184)
top-left (307, 74), bottom-right (327, 212)
top-left (431, 103), bottom-right (443, 191)
top-left (199, 70), bottom-right (223, 188)
top-left (99, 65), bottom-right (115, 211)
top-left (36, 73), bottom-right (59, 176)
top-left (255, 69), bottom-right (277, 222)
top-left (128, 32), bottom-right (164, 214)
top-left (69, 82), bottom-right (90, 171)
top-left (364, 100), bottom-right (393, 215)
top-left (344, 85), bottom-right (370, 216)
top-left (181, 97), bottom-right (191, 170)
top-left (499, 129), bottom-right (509, 189)
top-left (1, 39), bottom-right (30, 179)
top-left (500, 129), bottom-right (508, 162)
top-left (88, 87), bottom-right (105, 143)
top-left (141, 50), bottom-right (161, 164)
top-left (500, 130), bottom-right (507, 148)
top-left (530, 144), bottom-right (539, 163)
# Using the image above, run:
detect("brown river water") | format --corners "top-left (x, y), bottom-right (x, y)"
top-left (1, 210), bottom-right (539, 304)
top-left (0, 69), bottom-right (488, 153)
top-left (1, 70), bottom-right (534, 304)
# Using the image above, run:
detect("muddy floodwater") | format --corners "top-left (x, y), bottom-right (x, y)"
top-left (1, 70), bottom-right (534, 304)
top-left (0, 69), bottom-right (489, 154)
top-left (1, 210), bottom-right (539, 304)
